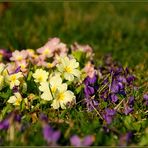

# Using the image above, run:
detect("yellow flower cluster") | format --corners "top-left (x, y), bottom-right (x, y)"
top-left (6, 55), bottom-right (80, 109)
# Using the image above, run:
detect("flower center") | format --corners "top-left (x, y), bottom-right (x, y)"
top-left (57, 92), bottom-right (65, 101)
top-left (11, 75), bottom-right (17, 82)
top-left (64, 66), bottom-right (72, 73)
top-left (16, 56), bottom-right (23, 61)
top-left (15, 98), bottom-right (22, 105)
top-left (51, 86), bottom-right (56, 93)
top-left (43, 48), bottom-right (50, 55)
top-left (38, 76), bottom-right (43, 82)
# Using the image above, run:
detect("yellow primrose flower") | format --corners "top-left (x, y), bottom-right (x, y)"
top-left (39, 73), bottom-right (67, 101)
top-left (7, 92), bottom-right (23, 106)
top-left (8, 72), bottom-right (23, 89)
top-left (51, 83), bottom-right (75, 109)
top-left (56, 56), bottom-right (81, 81)
top-left (49, 73), bottom-right (67, 94)
top-left (39, 82), bottom-right (53, 101)
top-left (33, 69), bottom-right (49, 83)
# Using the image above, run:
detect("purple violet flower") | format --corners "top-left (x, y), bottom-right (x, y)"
top-left (117, 76), bottom-right (127, 83)
top-left (110, 94), bottom-right (118, 103)
top-left (84, 74), bottom-right (98, 85)
top-left (43, 124), bottom-right (61, 145)
top-left (105, 108), bottom-right (116, 116)
top-left (103, 108), bottom-right (116, 124)
top-left (111, 80), bottom-right (125, 95)
top-left (0, 118), bottom-right (9, 130)
top-left (84, 74), bottom-right (99, 111)
top-left (40, 113), bottom-right (61, 145)
top-left (143, 94), bottom-right (148, 101)
top-left (0, 111), bottom-right (20, 131)
top-left (126, 75), bottom-right (135, 84)
top-left (119, 132), bottom-right (133, 146)
top-left (143, 94), bottom-right (148, 106)
top-left (84, 85), bottom-right (95, 97)
top-left (85, 98), bottom-right (99, 111)
top-left (70, 135), bottom-right (94, 147)
top-left (111, 80), bottom-right (120, 93)
top-left (128, 96), bottom-right (134, 106)
top-left (124, 106), bottom-right (133, 115)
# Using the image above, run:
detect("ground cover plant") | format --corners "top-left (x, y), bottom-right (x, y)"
top-left (0, 2), bottom-right (148, 146)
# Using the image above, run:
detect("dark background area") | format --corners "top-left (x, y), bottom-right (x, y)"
top-left (0, 2), bottom-right (148, 67)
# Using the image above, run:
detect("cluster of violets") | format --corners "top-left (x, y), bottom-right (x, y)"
top-left (84, 56), bottom-right (137, 124)
top-left (0, 37), bottom-right (147, 146)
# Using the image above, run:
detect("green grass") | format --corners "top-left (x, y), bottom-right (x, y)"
top-left (0, 2), bottom-right (148, 68)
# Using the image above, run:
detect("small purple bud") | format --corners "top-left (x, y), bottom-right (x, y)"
top-left (12, 86), bottom-right (19, 93)
top-left (143, 94), bottom-right (148, 101)
top-left (14, 114), bottom-right (21, 122)
top-left (40, 113), bottom-right (48, 122)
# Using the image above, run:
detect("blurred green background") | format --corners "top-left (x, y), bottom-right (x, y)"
top-left (0, 2), bottom-right (148, 67)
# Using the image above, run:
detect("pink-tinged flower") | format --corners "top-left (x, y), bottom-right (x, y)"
top-left (6, 63), bottom-right (16, 74)
top-left (26, 49), bottom-right (36, 58)
top-left (26, 49), bottom-right (38, 64)
top-left (37, 45), bottom-right (53, 58)
top-left (83, 62), bottom-right (96, 78)
top-left (15, 60), bottom-right (28, 74)
top-left (70, 135), bottom-right (95, 147)
top-left (10, 50), bottom-right (28, 62)
top-left (34, 55), bottom-right (47, 67)
top-left (71, 42), bottom-right (93, 57)
top-left (37, 38), bottom-right (68, 58)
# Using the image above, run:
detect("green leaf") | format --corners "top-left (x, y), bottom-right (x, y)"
top-left (0, 89), bottom-right (12, 99)
top-left (72, 51), bottom-right (86, 68)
